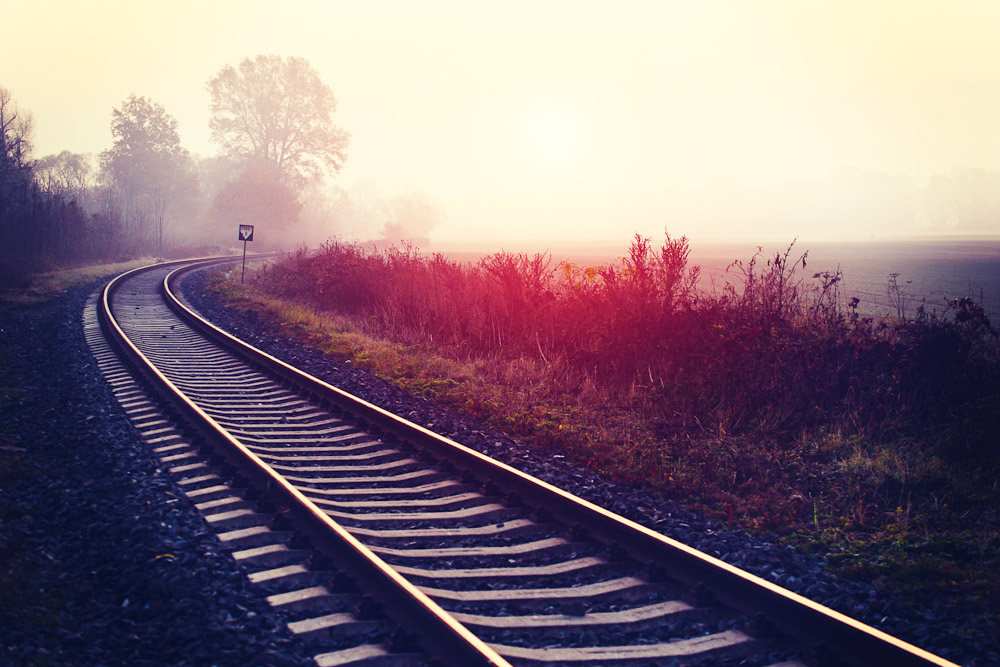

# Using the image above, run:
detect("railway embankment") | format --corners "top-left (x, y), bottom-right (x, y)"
top-left (183, 265), bottom-right (997, 666)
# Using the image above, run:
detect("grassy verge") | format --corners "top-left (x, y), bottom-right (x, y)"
top-left (0, 257), bottom-right (159, 305)
top-left (210, 279), bottom-right (647, 468)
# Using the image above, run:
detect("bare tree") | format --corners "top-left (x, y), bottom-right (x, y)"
top-left (34, 151), bottom-right (95, 201)
top-left (0, 87), bottom-right (33, 203)
top-left (207, 55), bottom-right (350, 184)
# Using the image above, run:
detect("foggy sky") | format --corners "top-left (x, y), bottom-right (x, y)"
top-left (4, 0), bottom-right (1000, 245)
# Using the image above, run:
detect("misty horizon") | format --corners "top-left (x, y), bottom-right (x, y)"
top-left (3, 1), bottom-right (1000, 249)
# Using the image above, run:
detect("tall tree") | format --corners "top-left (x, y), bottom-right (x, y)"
top-left (207, 55), bottom-right (350, 183)
top-left (100, 95), bottom-right (191, 199)
top-left (99, 95), bottom-right (197, 250)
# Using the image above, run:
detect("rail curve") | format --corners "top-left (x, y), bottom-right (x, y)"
top-left (93, 257), bottom-right (959, 667)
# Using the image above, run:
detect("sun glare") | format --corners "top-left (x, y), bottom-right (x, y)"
top-left (510, 95), bottom-right (593, 181)
top-left (524, 107), bottom-right (579, 163)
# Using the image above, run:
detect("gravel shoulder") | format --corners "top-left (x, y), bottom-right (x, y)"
top-left (0, 277), bottom-right (311, 666)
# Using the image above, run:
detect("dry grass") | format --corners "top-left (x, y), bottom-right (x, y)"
top-left (0, 257), bottom-right (159, 305)
top-left (215, 279), bottom-right (653, 474)
top-left (214, 255), bottom-right (1000, 528)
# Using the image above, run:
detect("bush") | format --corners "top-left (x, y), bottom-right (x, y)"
top-left (252, 234), bottom-right (1000, 463)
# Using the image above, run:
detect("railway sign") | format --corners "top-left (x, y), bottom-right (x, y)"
top-left (238, 224), bottom-right (255, 282)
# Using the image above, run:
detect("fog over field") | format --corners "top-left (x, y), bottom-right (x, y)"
top-left (3, 0), bottom-right (1000, 251)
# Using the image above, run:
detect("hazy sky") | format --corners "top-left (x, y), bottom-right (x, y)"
top-left (4, 1), bottom-right (1000, 245)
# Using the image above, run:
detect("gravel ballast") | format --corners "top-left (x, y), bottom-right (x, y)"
top-left (0, 266), bottom-right (992, 666)
top-left (0, 278), bottom-right (312, 666)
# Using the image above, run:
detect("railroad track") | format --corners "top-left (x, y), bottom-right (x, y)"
top-left (89, 256), bottom-right (959, 667)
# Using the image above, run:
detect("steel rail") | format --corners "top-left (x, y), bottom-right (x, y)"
top-left (161, 259), bottom-right (960, 667)
top-left (99, 257), bottom-right (510, 667)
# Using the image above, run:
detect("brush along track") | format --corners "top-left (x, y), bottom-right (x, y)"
top-left (96, 258), bottom-right (958, 667)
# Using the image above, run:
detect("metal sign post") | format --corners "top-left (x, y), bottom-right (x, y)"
top-left (238, 224), bottom-right (255, 282)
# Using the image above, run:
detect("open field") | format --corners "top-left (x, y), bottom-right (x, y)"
top-left (433, 237), bottom-right (1000, 322)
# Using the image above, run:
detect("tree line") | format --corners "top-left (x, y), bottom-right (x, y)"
top-left (0, 55), bottom-right (351, 284)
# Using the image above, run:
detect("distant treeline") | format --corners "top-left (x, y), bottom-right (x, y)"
top-left (0, 59), bottom-right (453, 286)
top-left (0, 88), bottom-right (208, 283)
top-left (0, 160), bottom-right (173, 284)
top-left (1, 92), bottom-right (108, 281)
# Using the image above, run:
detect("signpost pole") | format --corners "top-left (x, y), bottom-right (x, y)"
top-left (237, 224), bottom-right (254, 283)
